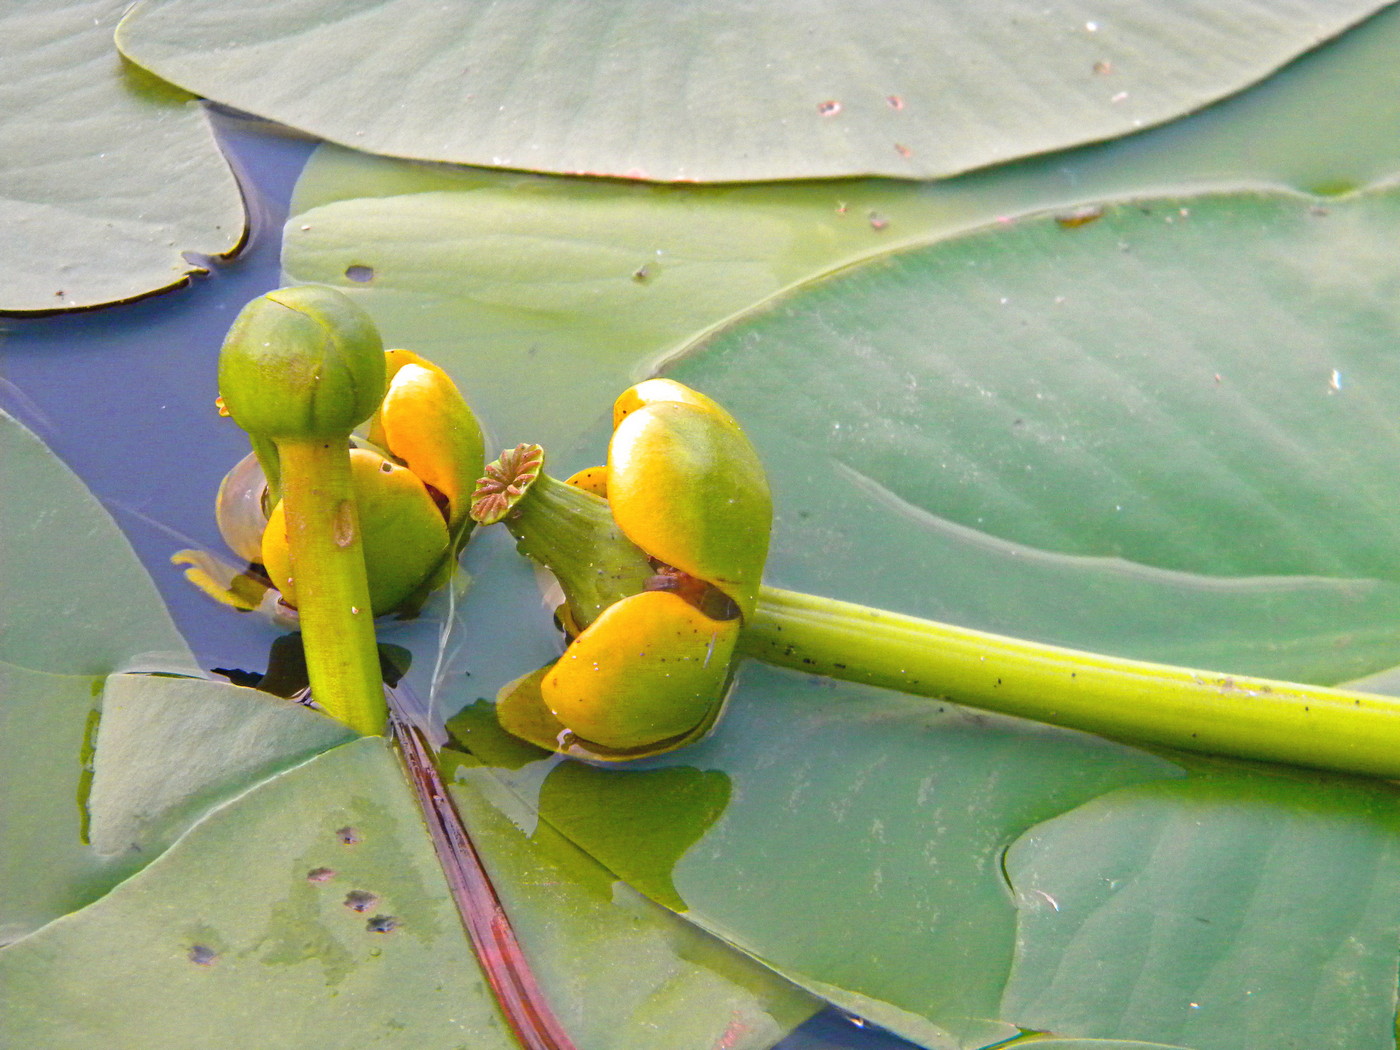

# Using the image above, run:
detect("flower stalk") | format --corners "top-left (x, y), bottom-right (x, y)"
top-left (217, 286), bottom-right (388, 736)
top-left (744, 586), bottom-right (1400, 779)
top-left (474, 378), bottom-right (1400, 780)
top-left (271, 436), bottom-right (386, 736)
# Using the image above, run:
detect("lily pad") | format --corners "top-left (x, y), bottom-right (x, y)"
top-left (0, 739), bottom-right (520, 1049)
top-left (1000, 765), bottom-right (1400, 1050)
top-left (279, 0), bottom-right (1400, 459)
top-left (87, 673), bottom-right (355, 859)
top-left (448, 752), bottom-right (820, 1048)
top-left (664, 186), bottom-right (1400, 682)
top-left (1, 735), bottom-right (815, 1049)
top-left (0, 410), bottom-right (194, 940)
top-left (0, 0), bottom-right (243, 312)
top-left (116, 0), bottom-right (1391, 182)
top-left (0, 661), bottom-right (109, 944)
top-left (448, 662), bottom-right (1182, 1049)
top-left (0, 408), bottom-right (191, 675)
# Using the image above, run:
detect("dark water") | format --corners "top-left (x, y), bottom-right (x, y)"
top-left (0, 109), bottom-right (925, 1050)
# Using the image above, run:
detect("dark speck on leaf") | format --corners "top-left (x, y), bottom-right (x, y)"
top-left (336, 826), bottom-right (361, 845)
top-left (344, 264), bottom-right (375, 283)
top-left (306, 867), bottom-right (336, 882)
top-left (886, 95), bottom-right (904, 110)
top-left (344, 890), bottom-right (380, 912)
top-left (188, 945), bottom-right (218, 966)
top-left (817, 100), bottom-right (841, 116)
top-left (367, 914), bottom-right (401, 933)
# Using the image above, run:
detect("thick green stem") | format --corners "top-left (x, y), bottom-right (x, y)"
top-left (742, 585), bottom-right (1400, 779)
top-left (275, 437), bottom-right (385, 736)
top-left (502, 472), bottom-right (654, 631)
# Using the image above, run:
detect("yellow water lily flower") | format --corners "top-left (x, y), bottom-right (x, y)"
top-left (470, 379), bottom-right (771, 760)
top-left (182, 346), bottom-right (484, 620)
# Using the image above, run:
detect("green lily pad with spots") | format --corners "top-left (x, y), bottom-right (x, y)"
top-left (0, 735), bottom-right (817, 1049)
top-left (116, 0), bottom-right (1392, 182)
top-left (0, 0), bottom-right (243, 311)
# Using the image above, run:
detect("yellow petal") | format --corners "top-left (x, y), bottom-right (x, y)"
top-left (370, 351), bottom-right (485, 529)
top-left (262, 448), bottom-right (450, 616)
top-left (608, 400), bottom-right (770, 618)
top-left (564, 464), bottom-right (609, 497)
top-left (542, 590), bottom-right (738, 751)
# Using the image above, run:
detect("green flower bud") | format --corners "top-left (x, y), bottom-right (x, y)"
top-left (218, 285), bottom-right (386, 440)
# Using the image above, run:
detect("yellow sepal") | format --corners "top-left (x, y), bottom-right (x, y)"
top-left (564, 464), bottom-right (609, 497)
top-left (542, 590), bottom-right (739, 751)
top-left (262, 448), bottom-right (450, 616)
top-left (608, 399), bottom-right (770, 618)
top-left (369, 349), bottom-right (485, 529)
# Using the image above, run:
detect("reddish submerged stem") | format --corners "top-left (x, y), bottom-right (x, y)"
top-left (387, 689), bottom-right (577, 1050)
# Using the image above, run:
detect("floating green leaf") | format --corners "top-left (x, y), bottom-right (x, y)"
top-left (0, 662), bottom-right (109, 944)
top-left (0, 409), bottom-right (190, 675)
top-left (0, 739), bottom-right (520, 1049)
top-left (665, 186), bottom-right (1400, 682)
top-left (117, 0), bottom-right (1391, 182)
top-left (0, 410), bottom-right (194, 940)
top-left (279, 1), bottom-right (1400, 458)
top-left (0, 0), bottom-right (243, 311)
top-left (1, 734), bottom-right (814, 1049)
top-left (87, 673), bottom-right (355, 860)
top-left (1000, 766), bottom-right (1400, 1050)
top-left (448, 663), bottom-right (1181, 1049)
top-left (448, 751), bottom-right (819, 1048)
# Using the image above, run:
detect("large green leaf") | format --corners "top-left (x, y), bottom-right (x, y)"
top-left (446, 665), bottom-right (1182, 1050)
top-left (1, 733), bottom-right (816, 1048)
top-left (664, 186), bottom-right (1400, 682)
top-left (0, 409), bottom-right (190, 675)
top-left (999, 766), bottom-right (1400, 1050)
top-left (0, 739), bottom-right (520, 1049)
top-left (86, 673), bottom-right (355, 859)
top-left (0, 0), bottom-right (243, 312)
top-left (115, 0), bottom-right (1393, 182)
top-left (279, 0), bottom-right (1400, 458)
top-left (0, 410), bottom-right (195, 941)
top-left (442, 633), bottom-right (1400, 1050)
top-left (449, 752), bottom-right (820, 1048)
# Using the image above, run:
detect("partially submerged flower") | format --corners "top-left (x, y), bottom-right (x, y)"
top-left (179, 347), bottom-right (484, 619)
top-left (471, 378), bottom-right (771, 760)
